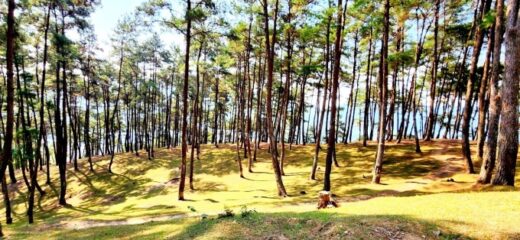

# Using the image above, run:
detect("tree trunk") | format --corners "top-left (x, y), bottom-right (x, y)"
top-left (179, 0), bottom-right (191, 201)
top-left (263, 0), bottom-right (288, 197)
top-left (372, 0), bottom-right (389, 184)
top-left (0, 1), bottom-right (16, 234)
top-left (280, 0), bottom-right (293, 176)
top-left (425, 0), bottom-right (440, 141)
top-left (476, 30), bottom-right (493, 162)
top-left (461, 0), bottom-right (491, 174)
top-left (324, 0), bottom-right (344, 191)
top-left (311, 14), bottom-right (332, 179)
top-left (492, 0), bottom-right (519, 186)
top-left (363, 28), bottom-right (373, 147)
top-left (478, 0), bottom-right (504, 184)
top-left (190, 41), bottom-right (204, 188)
top-left (109, 45), bottom-right (124, 173)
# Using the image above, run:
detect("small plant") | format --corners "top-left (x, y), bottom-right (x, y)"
top-left (187, 206), bottom-right (197, 212)
top-left (217, 207), bottom-right (234, 219)
top-left (240, 206), bottom-right (256, 218)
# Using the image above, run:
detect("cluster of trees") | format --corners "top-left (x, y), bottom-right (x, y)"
top-left (0, 0), bottom-right (519, 236)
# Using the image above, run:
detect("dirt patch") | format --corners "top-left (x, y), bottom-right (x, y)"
top-left (426, 157), bottom-right (465, 180)
top-left (146, 184), bottom-right (167, 195)
top-left (166, 177), bottom-right (180, 185)
top-left (424, 142), bottom-right (466, 180)
top-left (101, 194), bottom-right (124, 204)
top-left (79, 191), bottom-right (95, 200)
top-left (337, 190), bottom-right (402, 203)
top-left (38, 213), bottom-right (190, 231)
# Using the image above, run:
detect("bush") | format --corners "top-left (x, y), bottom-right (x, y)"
top-left (240, 206), bottom-right (257, 218)
top-left (217, 207), bottom-right (234, 219)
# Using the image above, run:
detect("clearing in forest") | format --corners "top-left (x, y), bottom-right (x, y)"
top-left (3, 140), bottom-right (520, 239)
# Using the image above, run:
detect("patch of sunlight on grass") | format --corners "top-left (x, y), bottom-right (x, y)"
top-left (330, 191), bottom-right (520, 239)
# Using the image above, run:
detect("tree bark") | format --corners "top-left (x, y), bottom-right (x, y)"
top-left (476, 30), bottom-right (493, 162)
top-left (372, 0), bottom-right (390, 184)
top-left (425, 0), bottom-right (440, 141)
top-left (363, 28), bottom-right (373, 147)
top-left (324, 0), bottom-right (345, 191)
top-left (263, 0), bottom-right (288, 197)
top-left (0, 1), bottom-right (16, 234)
top-left (478, 0), bottom-right (504, 184)
top-left (310, 12), bottom-right (332, 180)
top-left (179, 0), bottom-right (191, 200)
top-left (492, 0), bottom-right (519, 186)
top-left (461, 0), bottom-right (491, 174)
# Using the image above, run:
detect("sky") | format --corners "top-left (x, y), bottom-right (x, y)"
top-left (90, 0), bottom-right (146, 50)
top-left (86, 0), bottom-right (185, 59)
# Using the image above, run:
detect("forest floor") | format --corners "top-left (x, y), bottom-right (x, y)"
top-left (2, 140), bottom-right (519, 239)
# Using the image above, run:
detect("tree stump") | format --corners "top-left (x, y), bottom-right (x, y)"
top-left (317, 191), bottom-right (339, 209)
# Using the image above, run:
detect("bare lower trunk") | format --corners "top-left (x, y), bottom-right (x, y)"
top-left (372, 0), bottom-right (389, 184)
top-left (324, 0), bottom-right (344, 191)
top-left (478, 0), bottom-right (503, 184)
top-left (263, 0), bottom-right (288, 197)
top-left (461, 0), bottom-right (490, 174)
top-left (492, 0), bottom-right (519, 186)
top-left (178, 0), bottom-right (191, 200)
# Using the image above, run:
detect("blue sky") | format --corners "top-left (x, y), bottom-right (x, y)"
top-left (90, 0), bottom-right (146, 47)
top-left (86, 0), bottom-right (184, 59)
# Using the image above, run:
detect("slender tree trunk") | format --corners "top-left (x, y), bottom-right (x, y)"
top-left (37, 3), bottom-right (52, 183)
top-left (84, 56), bottom-right (94, 172)
top-left (372, 0), bottom-right (389, 184)
top-left (324, 0), bottom-right (344, 191)
top-left (109, 46), bottom-right (124, 173)
top-left (178, 0), bottom-right (191, 201)
top-left (310, 14), bottom-right (332, 180)
top-left (476, 31), bottom-right (493, 162)
top-left (0, 2), bottom-right (16, 233)
top-left (253, 56), bottom-right (264, 164)
top-left (245, 17), bottom-right (254, 173)
top-left (263, 0), bottom-right (288, 197)
top-left (280, 1), bottom-right (293, 176)
top-left (16, 56), bottom-right (39, 224)
top-left (461, 0), bottom-right (491, 174)
top-left (190, 41), bottom-right (204, 188)
top-left (478, 0), bottom-right (504, 184)
top-left (425, 0), bottom-right (440, 141)
top-left (212, 77), bottom-right (219, 147)
top-left (363, 28), bottom-right (373, 147)
top-left (344, 31), bottom-right (358, 144)
top-left (235, 58), bottom-right (245, 178)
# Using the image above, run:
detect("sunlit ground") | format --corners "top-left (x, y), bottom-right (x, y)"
top-left (2, 140), bottom-right (519, 239)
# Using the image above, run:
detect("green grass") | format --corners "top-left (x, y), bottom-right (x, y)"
top-left (11, 212), bottom-right (456, 239)
top-left (1, 140), bottom-right (519, 239)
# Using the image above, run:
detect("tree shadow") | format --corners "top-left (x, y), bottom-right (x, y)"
top-left (169, 212), bottom-right (476, 239)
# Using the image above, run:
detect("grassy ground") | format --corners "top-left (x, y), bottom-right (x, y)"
top-left (2, 140), bottom-right (519, 239)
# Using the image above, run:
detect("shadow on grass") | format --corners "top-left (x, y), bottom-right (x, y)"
top-left (25, 212), bottom-right (507, 240)
top-left (168, 212), bottom-right (517, 240)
